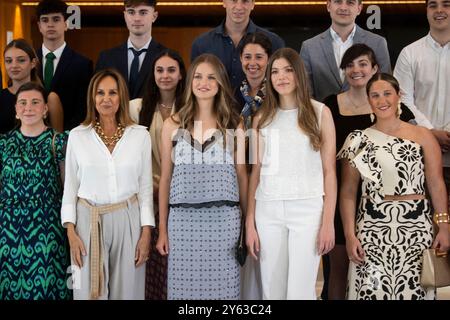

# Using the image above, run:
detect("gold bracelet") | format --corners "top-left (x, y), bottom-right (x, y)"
top-left (434, 212), bottom-right (449, 217)
top-left (434, 212), bottom-right (448, 224)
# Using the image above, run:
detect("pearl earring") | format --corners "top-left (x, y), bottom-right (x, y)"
top-left (370, 113), bottom-right (375, 123)
top-left (15, 114), bottom-right (20, 119)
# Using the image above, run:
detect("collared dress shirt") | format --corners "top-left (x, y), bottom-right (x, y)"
top-left (127, 37), bottom-right (152, 78)
top-left (394, 33), bottom-right (450, 166)
top-left (330, 25), bottom-right (356, 83)
top-left (61, 124), bottom-right (155, 227)
top-left (42, 42), bottom-right (66, 75)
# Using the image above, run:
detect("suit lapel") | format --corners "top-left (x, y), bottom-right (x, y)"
top-left (353, 25), bottom-right (366, 44)
top-left (132, 40), bottom-right (159, 98)
top-left (117, 43), bottom-right (129, 82)
top-left (320, 30), bottom-right (342, 86)
top-left (51, 46), bottom-right (73, 88)
top-left (37, 47), bottom-right (44, 80)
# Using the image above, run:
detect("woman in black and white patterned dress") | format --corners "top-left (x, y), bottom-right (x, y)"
top-left (338, 73), bottom-right (449, 300)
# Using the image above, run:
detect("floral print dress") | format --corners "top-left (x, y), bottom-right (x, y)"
top-left (338, 127), bottom-right (434, 300)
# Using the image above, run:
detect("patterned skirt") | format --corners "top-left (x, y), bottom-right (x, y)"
top-left (347, 198), bottom-right (435, 300)
top-left (0, 201), bottom-right (71, 300)
top-left (167, 205), bottom-right (240, 300)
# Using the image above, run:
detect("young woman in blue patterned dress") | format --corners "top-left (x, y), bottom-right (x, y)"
top-left (0, 82), bottom-right (70, 299)
top-left (156, 54), bottom-right (248, 300)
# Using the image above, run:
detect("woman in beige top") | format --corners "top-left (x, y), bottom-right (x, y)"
top-left (129, 48), bottom-right (186, 300)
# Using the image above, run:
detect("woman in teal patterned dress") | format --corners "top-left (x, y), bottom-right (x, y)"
top-left (0, 82), bottom-right (70, 300)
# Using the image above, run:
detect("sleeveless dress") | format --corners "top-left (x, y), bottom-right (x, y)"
top-left (167, 130), bottom-right (241, 300)
top-left (338, 128), bottom-right (434, 300)
top-left (324, 94), bottom-right (416, 244)
top-left (0, 128), bottom-right (71, 300)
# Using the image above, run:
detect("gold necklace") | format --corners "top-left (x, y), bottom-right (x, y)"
top-left (94, 121), bottom-right (125, 147)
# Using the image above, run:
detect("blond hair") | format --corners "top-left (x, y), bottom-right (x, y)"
top-left (176, 54), bottom-right (239, 135)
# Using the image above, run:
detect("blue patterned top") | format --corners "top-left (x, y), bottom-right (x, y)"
top-left (169, 130), bottom-right (239, 206)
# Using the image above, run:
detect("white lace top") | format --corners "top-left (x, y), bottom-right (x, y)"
top-left (255, 100), bottom-right (325, 201)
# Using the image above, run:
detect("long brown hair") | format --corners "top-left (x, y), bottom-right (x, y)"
top-left (139, 49), bottom-right (186, 127)
top-left (259, 48), bottom-right (321, 151)
top-left (4, 39), bottom-right (42, 87)
top-left (177, 54), bottom-right (239, 135)
top-left (83, 68), bottom-right (134, 127)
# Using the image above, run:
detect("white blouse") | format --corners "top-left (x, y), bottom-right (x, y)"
top-left (61, 124), bottom-right (154, 227)
top-left (255, 100), bottom-right (325, 201)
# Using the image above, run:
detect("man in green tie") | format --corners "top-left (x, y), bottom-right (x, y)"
top-left (43, 51), bottom-right (56, 91)
top-left (36, 0), bottom-right (93, 130)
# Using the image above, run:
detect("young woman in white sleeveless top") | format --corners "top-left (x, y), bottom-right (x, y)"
top-left (246, 48), bottom-right (337, 300)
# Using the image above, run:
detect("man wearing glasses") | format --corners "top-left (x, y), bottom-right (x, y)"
top-left (96, 0), bottom-right (165, 99)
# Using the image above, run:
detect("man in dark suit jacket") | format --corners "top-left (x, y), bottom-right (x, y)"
top-left (36, 0), bottom-right (93, 130)
top-left (96, 0), bottom-right (165, 100)
top-left (300, 0), bottom-right (391, 103)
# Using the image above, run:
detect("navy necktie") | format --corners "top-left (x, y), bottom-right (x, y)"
top-left (129, 48), bottom-right (147, 95)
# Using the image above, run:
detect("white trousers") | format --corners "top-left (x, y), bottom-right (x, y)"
top-left (256, 197), bottom-right (323, 300)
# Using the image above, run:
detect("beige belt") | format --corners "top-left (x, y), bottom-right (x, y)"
top-left (79, 195), bottom-right (138, 299)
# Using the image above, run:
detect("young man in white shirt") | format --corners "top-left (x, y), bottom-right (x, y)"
top-left (36, 0), bottom-right (93, 130)
top-left (394, 0), bottom-right (450, 209)
top-left (96, 0), bottom-right (165, 100)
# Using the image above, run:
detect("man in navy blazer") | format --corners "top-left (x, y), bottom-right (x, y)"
top-left (300, 0), bottom-right (391, 103)
top-left (96, 0), bottom-right (165, 100)
top-left (36, 0), bottom-right (93, 130)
